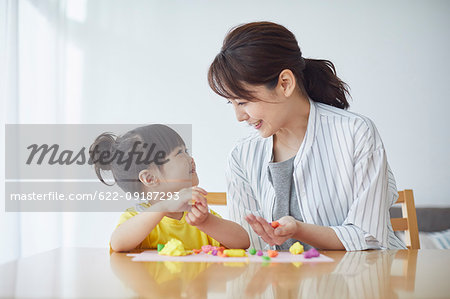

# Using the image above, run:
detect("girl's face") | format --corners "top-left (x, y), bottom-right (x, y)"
top-left (158, 145), bottom-right (198, 191)
top-left (228, 85), bottom-right (289, 138)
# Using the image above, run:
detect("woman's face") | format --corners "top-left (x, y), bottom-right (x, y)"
top-left (228, 85), bottom-right (289, 138)
top-left (159, 145), bottom-right (198, 191)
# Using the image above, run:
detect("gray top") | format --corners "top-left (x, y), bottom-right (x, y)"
top-left (268, 155), bottom-right (311, 251)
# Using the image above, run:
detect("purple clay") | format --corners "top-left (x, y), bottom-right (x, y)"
top-left (257, 250), bottom-right (263, 256)
top-left (212, 249), bottom-right (218, 256)
top-left (304, 248), bottom-right (320, 259)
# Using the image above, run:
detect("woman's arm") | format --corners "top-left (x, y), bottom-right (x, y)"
top-left (292, 221), bottom-right (345, 250)
top-left (245, 214), bottom-right (345, 250)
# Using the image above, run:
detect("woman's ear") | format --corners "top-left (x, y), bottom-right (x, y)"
top-left (139, 169), bottom-right (160, 187)
top-left (277, 69), bottom-right (296, 97)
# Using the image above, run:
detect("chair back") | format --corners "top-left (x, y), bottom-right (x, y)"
top-left (206, 189), bottom-right (420, 249)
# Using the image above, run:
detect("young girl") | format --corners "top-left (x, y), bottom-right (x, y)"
top-left (90, 124), bottom-right (250, 252)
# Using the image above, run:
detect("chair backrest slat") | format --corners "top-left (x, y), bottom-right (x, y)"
top-left (206, 189), bottom-right (420, 249)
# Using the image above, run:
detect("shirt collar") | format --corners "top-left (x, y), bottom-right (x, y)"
top-left (265, 97), bottom-right (317, 168)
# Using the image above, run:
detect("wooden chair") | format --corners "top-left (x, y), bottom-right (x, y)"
top-left (205, 192), bottom-right (227, 205)
top-left (390, 189), bottom-right (420, 249)
top-left (206, 189), bottom-right (420, 249)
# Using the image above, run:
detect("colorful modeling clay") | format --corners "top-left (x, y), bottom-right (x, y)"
top-left (257, 250), bottom-right (263, 256)
top-left (192, 249), bottom-right (202, 254)
top-left (270, 221), bottom-right (281, 228)
top-left (212, 249), bottom-right (218, 256)
top-left (249, 248), bottom-right (257, 255)
top-left (267, 250), bottom-right (278, 258)
top-left (289, 242), bottom-right (304, 255)
top-left (157, 244), bottom-right (165, 252)
top-left (223, 249), bottom-right (247, 257)
top-left (158, 239), bottom-right (188, 256)
top-left (201, 245), bottom-right (212, 253)
top-left (262, 256), bottom-right (271, 261)
top-left (304, 248), bottom-right (320, 258)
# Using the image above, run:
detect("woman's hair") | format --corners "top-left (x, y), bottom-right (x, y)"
top-left (208, 21), bottom-right (350, 109)
top-left (89, 124), bottom-right (185, 193)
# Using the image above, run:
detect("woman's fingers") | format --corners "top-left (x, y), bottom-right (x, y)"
top-left (245, 214), bottom-right (275, 246)
top-left (255, 216), bottom-right (276, 238)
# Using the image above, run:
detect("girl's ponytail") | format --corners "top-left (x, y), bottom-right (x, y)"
top-left (89, 132), bottom-right (117, 186)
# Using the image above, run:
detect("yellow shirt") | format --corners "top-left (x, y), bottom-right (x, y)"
top-left (115, 203), bottom-right (221, 250)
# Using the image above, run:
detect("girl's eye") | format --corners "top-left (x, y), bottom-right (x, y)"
top-left (177, 148), bottom-right (190, 155)
top-left (226, 100), bottom-right (232, 105)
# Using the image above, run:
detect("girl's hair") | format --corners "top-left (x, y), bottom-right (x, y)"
top-left (208, 21), bottom-right (350, 109)
top-left (89, 124), bottom-right (185, 193)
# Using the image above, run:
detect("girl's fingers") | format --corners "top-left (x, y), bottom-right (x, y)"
top-left (185, 212), bottom-right (193, 224)
top-left (190, 205), bottom-right (203, 218)
top-left (193, 186), bottom-right (208, 195)
top-left (193, 193), bottom-right (207, 206)
top-left (195, 202), bottom-right (208, 214)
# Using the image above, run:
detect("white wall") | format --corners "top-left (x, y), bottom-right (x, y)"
top-left (72, 0), bottom-right (450, 206)
top-left (2, 0), bottom-right (450, 257)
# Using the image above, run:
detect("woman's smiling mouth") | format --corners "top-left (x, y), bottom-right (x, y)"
top-left (250, 120), bottom-right (262, 129)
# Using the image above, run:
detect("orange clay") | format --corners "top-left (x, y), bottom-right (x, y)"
top-left (268, 250), bottom-right (278, 258)
top-left (193, 249), bottom-right (202, 254)
top-left (271, 221), bottom-right (281, 228)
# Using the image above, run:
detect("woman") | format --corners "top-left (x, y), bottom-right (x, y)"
top-left (208, 21), bottom-right (406, 251)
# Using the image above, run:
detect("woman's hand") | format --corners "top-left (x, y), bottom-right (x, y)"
top-left (245, 214), bottom-right (299, 246)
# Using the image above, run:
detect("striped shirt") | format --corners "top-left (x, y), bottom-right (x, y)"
top-left (226, 98), bottom-right (406, 251)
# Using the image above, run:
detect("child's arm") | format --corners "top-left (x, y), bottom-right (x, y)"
top-left (195, 213), bottom-right (250, 249)
top-left (185, 199), bottom-right (250, 249)
top-left (111, 187), bottom-right (207, 252)
top-left (110, 209), bottom-right (165, 252)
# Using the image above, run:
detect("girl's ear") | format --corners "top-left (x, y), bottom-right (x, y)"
top-left (139, 169), bottom-right (160, 187)
top-left (277, 69), bottom-right (296, 97)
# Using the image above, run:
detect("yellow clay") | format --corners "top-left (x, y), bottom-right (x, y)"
top-left (158, 238), bottom-right (187, 256)
top-left (223, 249), bottom-right (247, 257)
top-left (289, 242), bottom-right (304, 255)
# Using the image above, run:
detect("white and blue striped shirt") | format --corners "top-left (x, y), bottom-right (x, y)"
top-left (226, 99), bottom-right (406, 251)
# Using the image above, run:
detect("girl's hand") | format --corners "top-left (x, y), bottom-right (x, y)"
top-left (153, 186), bottom-right (208, 212)
top-left (245, 215), bottom-right (298, 246)
top-left (185, 199), bottom-right (210, 227)
top-left (184, 186), bottom-right (209, 226)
